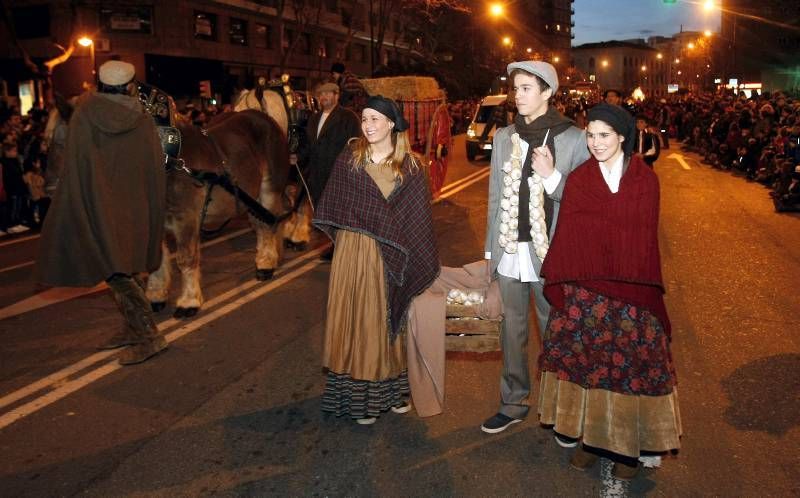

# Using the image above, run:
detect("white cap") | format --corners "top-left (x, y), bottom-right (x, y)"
top-left (98, 61), bottom-right (135, 86)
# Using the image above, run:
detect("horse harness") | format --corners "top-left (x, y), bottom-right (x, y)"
top-left (163, 126), bottom-right (306, 229)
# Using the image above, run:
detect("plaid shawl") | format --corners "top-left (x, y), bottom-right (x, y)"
top-left (313, 146), bottom-right (440, 339)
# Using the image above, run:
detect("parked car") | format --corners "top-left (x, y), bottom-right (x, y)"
top-left (465, 94), bottom-right (512, 161)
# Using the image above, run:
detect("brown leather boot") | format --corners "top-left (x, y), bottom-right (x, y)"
top-left (569, 446), bottom-right (599, 471)
top-left (118, 336), bottom-right (168, 365)
top-left (612, 461), bottom-right (639, 481)
top-left (97, 330), bottom-right (138, 350)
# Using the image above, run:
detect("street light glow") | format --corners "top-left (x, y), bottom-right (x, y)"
top-left (641, 65), bottom-right (647, 71)
top-left (78, 36), bottom-right (93, 47)
top-left (554, 56), bottom-right (560, 63)
top-left (704, 30), bottom-right (713, 37)
top-left (526, 47), bottom-right (532, 53)
top-left (657, 53), bottom-right (663, 59)
top-left (489, 3), bottom-right (504, 17)
top-left (502, 36), bottom-right (512, 46)
top-left (703, 0), bottom-right (716, 12)
top-left (687, 42), bottom-right (695, 49)
top-left (601, 60), bottom-right (609, 67)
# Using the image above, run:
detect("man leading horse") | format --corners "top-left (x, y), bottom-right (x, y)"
top-left (37, 60), bottom-right (169, 366)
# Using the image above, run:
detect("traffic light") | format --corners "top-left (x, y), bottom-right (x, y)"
top-left (199, 80), bottom-right (212, 98)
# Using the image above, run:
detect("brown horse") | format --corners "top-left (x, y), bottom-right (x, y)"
top-left (145, 110), bottom-right (312, 317)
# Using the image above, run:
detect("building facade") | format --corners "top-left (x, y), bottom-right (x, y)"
top-left (720, 0), bottom-right (800, 92)
top-left (1, 0), bottom-right (411, 102)
top-left (572, 41), bottom-right (669, 98)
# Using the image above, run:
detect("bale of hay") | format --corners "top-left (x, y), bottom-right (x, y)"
top-left (361, 76), bottom-right (445, 102)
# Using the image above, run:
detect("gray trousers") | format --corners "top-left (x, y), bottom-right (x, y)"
top-left (497, 274), bottom-right (551, 420)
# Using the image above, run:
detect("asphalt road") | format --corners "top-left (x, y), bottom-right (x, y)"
top-left (1, 135), bottom-right (798, 497)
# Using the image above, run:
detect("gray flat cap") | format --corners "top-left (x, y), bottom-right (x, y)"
top-left (507, 60), bottom-right (558, 93)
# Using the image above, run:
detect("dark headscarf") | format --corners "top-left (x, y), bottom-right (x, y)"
top-left (365, 95), bottom-right (409, 132)
top-left (587, 103), bottom-right (636, 155)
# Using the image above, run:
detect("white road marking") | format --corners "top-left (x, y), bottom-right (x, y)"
top-left (0, 168), bottom-right (491, 429)
top-left (0, 250), bottom-right (326, 430)
top-left (0, 234), bottom-right (40, 248)
top-left (667, 152), bottom-right (692, 170)
top-left (0, 261), bottom-right (35, 275)
top-left (0, 227), bottom-right (254, 320)
top-left (434, 169), bottom-right (491, 203)
top-left (438, 168), bottom-right (490, 194)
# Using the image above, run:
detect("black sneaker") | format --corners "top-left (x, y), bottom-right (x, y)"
top-left (480, 413), bottom-right (521, 434)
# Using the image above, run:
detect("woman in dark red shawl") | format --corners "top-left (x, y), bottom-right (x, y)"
top-left (537, 104), bottom-right (681, 480)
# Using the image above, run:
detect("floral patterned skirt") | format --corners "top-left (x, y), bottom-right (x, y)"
top-left (538, 284), bottom-right (682, 457)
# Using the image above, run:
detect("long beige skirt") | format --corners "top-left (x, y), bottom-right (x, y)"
top-left (321, 230), bottom-right (408, 418)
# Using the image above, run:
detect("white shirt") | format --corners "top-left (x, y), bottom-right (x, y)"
top-left (317, 110), bottom-right (331, 138)
top-left (598, 153), bottom-right (624, 194)
top-left (485, 138), bottom-right (563, 282)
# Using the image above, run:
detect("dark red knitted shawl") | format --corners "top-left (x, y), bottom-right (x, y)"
top-left (313, 146), bottom-right (440, 339)
top-left (541, 154), bottom-right (671, 336)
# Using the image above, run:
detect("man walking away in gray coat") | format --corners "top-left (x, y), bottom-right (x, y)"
top-left (481, 61), bottom-right (590, 435)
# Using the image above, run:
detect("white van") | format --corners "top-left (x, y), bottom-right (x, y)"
top-left (466, 94), bottom-right (511, 161)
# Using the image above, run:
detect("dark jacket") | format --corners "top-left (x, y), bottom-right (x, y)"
top-left (36, 91), bottom-right (166, 287)
top-left (303, 105), bottom-right (361, 203)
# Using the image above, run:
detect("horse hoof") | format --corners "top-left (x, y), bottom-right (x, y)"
top-left (290, 242), bottom-right (307, 252)
top-left (151, 302), bottom-right (166, 313)
top-left (256, 269), bottom-right (275, 281)
top-left (173, 307), bottom-right (199, 319)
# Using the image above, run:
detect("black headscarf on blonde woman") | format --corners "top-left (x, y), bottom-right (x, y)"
top-left (364, 95), bottom-right (409, 131)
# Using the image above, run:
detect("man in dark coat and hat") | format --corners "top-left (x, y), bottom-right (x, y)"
top-left (37, 60), bottom-right (168, 365)
top-left (300, 81), bottom-right (361, 259)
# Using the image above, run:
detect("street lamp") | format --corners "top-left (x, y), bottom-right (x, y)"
top-left (489, 3), bottom-right (504, 18)
top-left (502, 36), bottom-right (512, 46)
top-left (77, 36), bottom-right (95, 80)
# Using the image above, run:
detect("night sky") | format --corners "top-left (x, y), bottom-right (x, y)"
top-left (572, 0), bottom-right (722, 46)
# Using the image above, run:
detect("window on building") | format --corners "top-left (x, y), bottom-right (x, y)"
top-left (298, 32), bottom-right (312, 55)
top-left (230, 18), bottom-right (248, 46)
top-left (254, 23), bottom-right (272, 49)
top-left (100, 6), bottom-right (153, 35)
top-left (194, 11), bottom-right (218, 41)
top-left (283, 28), bottom-right (294, 50)
top-left (354, 44), bottom-right (367, 63)
top-left (12, 5), bottom-right (50, 38)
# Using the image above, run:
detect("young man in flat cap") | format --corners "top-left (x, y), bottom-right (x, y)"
top-left (482, 60), bottom-right (590, 434)
top-left (37, 60), bottom-right (169, 365)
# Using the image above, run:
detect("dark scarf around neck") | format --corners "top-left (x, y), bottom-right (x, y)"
top-left (513, 107), bottom-right (574, 240)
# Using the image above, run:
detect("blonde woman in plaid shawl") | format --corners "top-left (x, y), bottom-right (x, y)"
top-left (313, 96), bottom-right (440, 425)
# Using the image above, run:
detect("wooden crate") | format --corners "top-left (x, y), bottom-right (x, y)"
top-left (445, 304), bottom-right (502, 352)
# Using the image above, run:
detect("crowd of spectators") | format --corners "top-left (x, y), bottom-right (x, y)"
top-left (637, 90), bottom-right (800, 212)
top-left (1, 103), bottom-right (52, 236)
